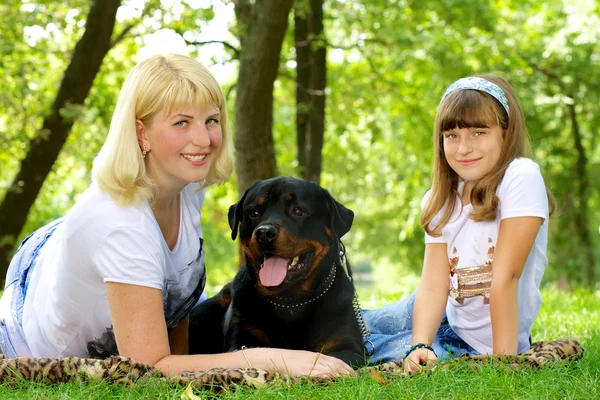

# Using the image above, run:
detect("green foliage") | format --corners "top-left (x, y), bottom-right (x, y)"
top-left (202, 180), bottom-right (239, 290)
top-left (0, 1), bottom-right (85, 183)
top-left (1, 0), bottom-right (599, 287)
top-left (314, 0), bottom-right (600, 286)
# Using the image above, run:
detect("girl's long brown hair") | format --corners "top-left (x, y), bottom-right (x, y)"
top-left (421, 75), bottom-right (556, 236)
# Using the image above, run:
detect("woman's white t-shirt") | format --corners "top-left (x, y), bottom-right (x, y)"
top-left (423, 158), bottom-right (549, 354)
top-left (21, 182), bottom-right (206, 357)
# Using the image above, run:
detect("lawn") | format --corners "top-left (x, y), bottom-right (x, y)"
top-left (0, 287), bottom-right (598, 399)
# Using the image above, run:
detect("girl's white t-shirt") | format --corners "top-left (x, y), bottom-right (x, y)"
top-left (423, 157), bottom-right (549, 354)
top-left (21, 182), bottom-right (206, 357)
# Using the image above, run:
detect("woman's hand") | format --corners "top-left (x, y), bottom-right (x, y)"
top-left (403, 348), bottom-right (437, 374)
top-left (247, 347), bottom-right (354, 378)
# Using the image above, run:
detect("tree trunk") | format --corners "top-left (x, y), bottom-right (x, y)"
top-left (0, 0), bottom-right (121, 283)
top-left (566, 102), bottom-right (596, 285)
top-left (233, 0), bottom-right (294, 197)
top-left (295, 2), bottom-right (310, 179)
top-left (531, 64), bottom-right (597, 286)
top-left (295, 0), bottom-right (326, 184)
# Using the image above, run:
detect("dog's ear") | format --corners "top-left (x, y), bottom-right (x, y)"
top-left (327, 194), bottom-right (354, 238)
top-left (228, 189), bottom-right (249, 241)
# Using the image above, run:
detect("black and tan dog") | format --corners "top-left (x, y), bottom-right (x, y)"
top-left (189, 177), bottom-right (366, 367)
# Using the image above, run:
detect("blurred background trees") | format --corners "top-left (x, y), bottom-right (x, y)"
top-left (0, 0), bottom-right (598, 293)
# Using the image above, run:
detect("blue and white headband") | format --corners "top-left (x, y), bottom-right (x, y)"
top-left (441, 76), bottom-right (510, 116)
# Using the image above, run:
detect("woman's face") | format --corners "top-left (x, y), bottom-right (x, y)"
top-left (138, 103), bottom-right (223, 192)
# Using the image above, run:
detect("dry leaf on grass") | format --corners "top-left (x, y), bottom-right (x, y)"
top-left (369, 368), bottom-right (389, 385)
top-left (181, 382), bottom-right (202, 400)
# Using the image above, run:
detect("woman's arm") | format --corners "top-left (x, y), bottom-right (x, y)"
top-left (405, 243), bottom-right (450, 372)
top-left (490, 216), bottom-right (543, 355)
top-left (106, 282), bottom-right (353, 377)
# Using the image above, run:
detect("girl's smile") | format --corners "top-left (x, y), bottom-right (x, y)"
top-left (457, 158), bottom-right (482, 166)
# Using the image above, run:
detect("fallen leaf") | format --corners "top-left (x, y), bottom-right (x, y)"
top-left (369, 369), bottom-right (389, 385)
top-left (181, 382), bottom-right (202, 400)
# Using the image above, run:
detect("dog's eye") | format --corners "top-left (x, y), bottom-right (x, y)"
top-left (247, 209), bottom-right (260, 218)
top-left (292, 206), bottom-right (306, 217)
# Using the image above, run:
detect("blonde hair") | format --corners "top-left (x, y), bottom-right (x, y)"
top-left (92, 54), bottom-right (233, 206)
top-left (421, 74), bottom-right (555, 236)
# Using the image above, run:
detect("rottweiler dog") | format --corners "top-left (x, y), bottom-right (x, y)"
top-left (189, 176), bottom-right (366, 367)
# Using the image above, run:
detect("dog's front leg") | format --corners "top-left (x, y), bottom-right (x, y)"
top-left (225, 311), bottom-right (274, 352)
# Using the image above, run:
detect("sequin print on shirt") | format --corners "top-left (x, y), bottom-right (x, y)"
top-left (449, 238), bottom-right (495, 304)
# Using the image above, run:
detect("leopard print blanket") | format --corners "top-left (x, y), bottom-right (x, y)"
top-left (0, 338), bottom-right (583, 392)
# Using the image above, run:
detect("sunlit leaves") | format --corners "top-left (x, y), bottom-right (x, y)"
top-left (1, 0), bottom-right (598, 288)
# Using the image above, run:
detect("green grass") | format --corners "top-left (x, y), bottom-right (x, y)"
top-left (1, 287), bottom-right (598, 399)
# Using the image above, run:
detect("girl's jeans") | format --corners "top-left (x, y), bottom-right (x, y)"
top-left (363, 290), bottom-right (478, 364)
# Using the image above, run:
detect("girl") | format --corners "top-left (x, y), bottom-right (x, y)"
top-left (364, 75), bottom-right (555, 372)
top-left (0, 54), bottom-right (352, 378)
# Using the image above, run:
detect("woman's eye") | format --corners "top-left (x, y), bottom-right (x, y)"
top-left (444, 133), bottom-right (457, 140)
top-left (207, 118), bottom-right (220, 125)
top-left (474, 131), bottom-right (485, 136)
top-left (174, 120), bottom-right (188, 127)
top-left (292, 207), bottom-right (306, 217)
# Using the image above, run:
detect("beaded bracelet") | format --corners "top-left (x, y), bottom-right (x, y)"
top-left (404, 343), bottom-right (437, 359)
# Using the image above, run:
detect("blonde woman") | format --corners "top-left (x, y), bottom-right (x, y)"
top-left (0, 54), bottom-right (352, 378)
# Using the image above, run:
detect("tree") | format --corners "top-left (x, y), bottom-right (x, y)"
top-left (0, 0), bottom-right (121, 280)
top-left (232, 0), bottom-right (295, 196)
top-left (295, 0), bottom-right (326, 184)
top-left (533, 66), bottom-right (596, 284)
top-left (2, 0), bottom-right (598, 290)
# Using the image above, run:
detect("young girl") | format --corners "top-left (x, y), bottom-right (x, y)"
top-left (364, 75), bottom-right (555, 372)
top-left (0, 54), bottom-right (352, 378)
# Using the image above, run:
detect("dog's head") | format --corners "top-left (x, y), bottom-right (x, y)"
top-left (228, 177), bottom-right (354, 293)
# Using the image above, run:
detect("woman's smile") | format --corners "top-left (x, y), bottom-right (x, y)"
top-left (181, 153), bottom-right (209, 165)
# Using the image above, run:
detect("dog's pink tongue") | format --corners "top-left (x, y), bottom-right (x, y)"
top-left (259, 257), bottom-right (289, 287)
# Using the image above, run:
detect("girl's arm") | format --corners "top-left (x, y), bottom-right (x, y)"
top-left (490, 216), bottom-right (543, 355)
top-left (412, 243), bottom-right (451, 344)
top-left (106, 282), bottom-right (353, 377)
top-left (405, 242), bottom-right (450, 372)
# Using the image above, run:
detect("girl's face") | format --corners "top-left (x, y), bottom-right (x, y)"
top-left (138, 104), bottom-right (223, 192)
top-left (442, 124), bottom-right (504, 188)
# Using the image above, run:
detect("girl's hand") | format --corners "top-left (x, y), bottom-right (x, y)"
top-left (248, 347), bottom-right (354, 378)
top-left (403, 348), bottom-right (437, 374)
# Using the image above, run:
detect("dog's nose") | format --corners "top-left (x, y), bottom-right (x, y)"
top-left (255, 224), bottom-right (279, 244)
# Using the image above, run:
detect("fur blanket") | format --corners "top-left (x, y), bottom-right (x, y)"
top-left (0, 338), bottom-right (584, 392)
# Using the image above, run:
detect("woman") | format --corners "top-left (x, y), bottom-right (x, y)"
top-left (0, 54), bottom-right (352, 378)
